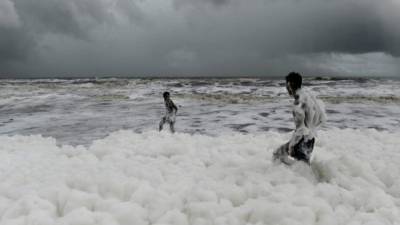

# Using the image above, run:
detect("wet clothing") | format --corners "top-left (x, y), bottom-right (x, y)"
top-left (159, 98), bottom-right (178, 133)
top-left (273, 137), bottom-right (315, 165)
top-left (289, 89), bottom-right (325, 148)
top-left (274, 88), bottom-right (325, 164)
top-left (164, 98), bottom-right (178, 114)
top-left (291, 137), bottom-right (315, 163)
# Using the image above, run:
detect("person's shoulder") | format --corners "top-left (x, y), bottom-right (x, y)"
top-left (296, 88), bottom-right (308, 102)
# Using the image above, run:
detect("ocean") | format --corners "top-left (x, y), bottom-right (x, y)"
top-left (1, 77), bottom-right (399, 146)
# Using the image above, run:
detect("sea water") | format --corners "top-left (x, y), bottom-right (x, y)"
top-left (1, 78), bottom-right (399, 145)
top-left (0, 78), bottom-right (399, 224)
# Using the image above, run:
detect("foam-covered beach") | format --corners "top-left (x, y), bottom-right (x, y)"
top-left (0, 129), bottom-right (399, 224)
top-left (0, 78), bottom-right (399, 224)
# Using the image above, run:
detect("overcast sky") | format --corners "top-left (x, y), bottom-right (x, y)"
top-left (1, 0), bottom-right (399, 78)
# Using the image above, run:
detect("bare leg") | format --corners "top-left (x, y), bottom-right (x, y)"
top-left (273, 142), bottom-right (294, 165)
top-left (273, 142), bottom-right (288, 161)
top-left (159, 117), bottom-right (166, 131)
top-left (169, 121), bottom-right (175, 133)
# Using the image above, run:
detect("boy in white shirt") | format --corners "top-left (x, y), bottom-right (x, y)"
top-left (273, 72), bottom-right (326, 164)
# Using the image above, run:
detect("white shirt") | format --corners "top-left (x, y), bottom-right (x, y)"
top-left (289, 88), bottom-right (326, 148)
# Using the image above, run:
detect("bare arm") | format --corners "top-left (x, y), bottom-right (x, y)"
top-left (172, 101), bottom-right (178, 112)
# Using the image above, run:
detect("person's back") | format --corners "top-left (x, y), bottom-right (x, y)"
top-left (301, 89), bottom-right (325, 130)
top-left (164, 97), bottom-right (177, 114)
top-left (290, 88), bottom-right (326, 148)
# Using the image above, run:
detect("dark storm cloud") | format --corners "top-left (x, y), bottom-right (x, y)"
top-left (0, 27), bottom-right (33, 62)
top-left (0, 0), bottom-right (399, 77)
top-left (176, 0), bottom-right (400, 56)
top-left (1, 0), bottom-right (111, 65)
top-left (0, 0), bottom-right (143, 64)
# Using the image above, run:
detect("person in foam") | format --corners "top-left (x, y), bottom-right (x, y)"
top-left (159, 91), bottom-right (178, 133)
top-left (273, 72), bottom-right (326, 165)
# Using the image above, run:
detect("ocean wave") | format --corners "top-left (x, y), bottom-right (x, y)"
top-left (95, 94), bottom-right (130, 101)
top-left (320, 95), bottom-right (400, 104)
top-left (177, 93), bottom-right (278, 104)
top-left (177, 92), bottom-right (400, 104)
top-left (0, 129), bottom-right (399, 225)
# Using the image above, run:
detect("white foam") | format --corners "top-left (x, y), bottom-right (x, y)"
top-left (0, 129), bottom-right (399, 224)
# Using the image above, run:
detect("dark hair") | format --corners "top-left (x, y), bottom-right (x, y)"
top-left (163, 92), bottom-right (170, 98)
top-left (285, 72), bottom-right (302, 90)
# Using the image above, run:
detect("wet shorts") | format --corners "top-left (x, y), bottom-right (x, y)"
top-left (163, 113), bottom-right (176, 123)
top-left (291, 137), bottom-right (315, 163)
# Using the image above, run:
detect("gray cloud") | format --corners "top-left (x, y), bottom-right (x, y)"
top-left (0, 27), bottom-right (34, 63)
top-left (176, 0), bottom-right (400, 56)
top-left (263, 53), bottom-right (400, 77)
top-left (0, 0), bottom-right (20, 28)
top-left (173, 0), bottom-right (230, 8)
top-left (1, 0), bottom-right (399, 77)
top-left (0, 0), bottom-right (143, 64)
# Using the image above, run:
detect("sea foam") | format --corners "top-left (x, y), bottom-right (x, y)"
top-left (0, 129), bottom-right (399, 225)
